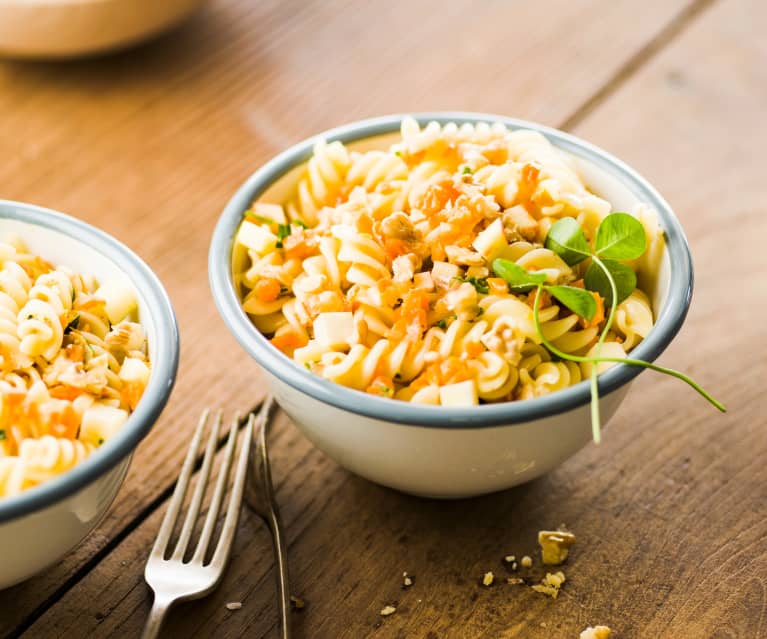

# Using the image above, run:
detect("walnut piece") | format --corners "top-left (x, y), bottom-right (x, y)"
top-left (538, 529), bottom-right (577, 565)
top-left (531, 571), bottom-right (566, 599)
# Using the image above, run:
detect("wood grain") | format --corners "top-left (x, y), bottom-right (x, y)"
top-left (3, 0), bottom-right (761, 637)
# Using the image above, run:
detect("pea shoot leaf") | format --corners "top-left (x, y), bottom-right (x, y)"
top-left (547, 285), bottom-right (597, 321)
top-left (584, 259), bottom-right (637, 306)
top-left (544, 217), bottom-right (591, 266)
top-left (595, 212), bottom-right (646, 260)
top-left (492, 259), bottom-right (546, 292)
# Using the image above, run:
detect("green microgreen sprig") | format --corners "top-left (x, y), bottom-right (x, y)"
top-left (455, 275), bottom-right (490, 295)
top-left (492, 212), bottom-right (725, 444)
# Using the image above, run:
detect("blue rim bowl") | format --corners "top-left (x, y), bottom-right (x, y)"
top-left (0, 200), bottom-right (179, 522)
top-left (209, 112), bottom-right (692, 428)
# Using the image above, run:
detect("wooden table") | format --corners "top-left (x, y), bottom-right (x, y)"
top-left (1, 0), bottom-right (764, 636)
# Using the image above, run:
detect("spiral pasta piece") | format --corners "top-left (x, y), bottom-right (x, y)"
top-left (287, 140), bottom-right (351, 225)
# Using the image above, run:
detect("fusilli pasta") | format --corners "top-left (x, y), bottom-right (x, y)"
top-left (0, 239), bottom-right (150, 497)
top-left (234, 118), bottom-right (661, 406)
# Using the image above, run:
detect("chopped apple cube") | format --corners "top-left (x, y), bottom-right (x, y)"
top-left (119, 357), bottom-right (151, 387)
top-left (473, 218), bottom-right (508, 260)
top-left (431, 261), bottom-right (461, 288)
top-left (79, 404), bottom-right (130, 445)
top-left (236, 220), bottom-right (278, 255)
top-left (313, 312), bottom-right (355, 349)
top-left (253, 202), bottom-right (286, 224)
top-left (96, 281), bottom-right (137, 324)
top-left (413, 272), bottom-right (435, 291)
top-left (439, 380), bottom-right (479, 406)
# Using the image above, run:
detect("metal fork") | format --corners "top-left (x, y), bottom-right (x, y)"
top-left (141, 408), bottom-right (255, 639)
top-left (246, 395), bottom-right (292, 639)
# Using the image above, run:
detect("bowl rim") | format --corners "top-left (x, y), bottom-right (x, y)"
top-left (0, 200), bottom-right (179, 523)
top-left (209, 112), bottom-right (693, 428)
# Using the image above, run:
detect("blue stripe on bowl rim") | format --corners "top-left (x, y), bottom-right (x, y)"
top-left (0, 200), bottom-right (179, 523)
top-left (209, 112), bottom-right (693, 428)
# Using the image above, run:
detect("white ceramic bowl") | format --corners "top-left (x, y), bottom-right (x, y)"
top-left (209, 113), bottom-right (692, 498)
top-left (0, 0), bottom-right (206, 59)
top-left (0, 200), bottom-right (178, 589)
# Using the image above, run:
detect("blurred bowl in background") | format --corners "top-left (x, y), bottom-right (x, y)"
top-left (0, 0), bottom-right (206, 59)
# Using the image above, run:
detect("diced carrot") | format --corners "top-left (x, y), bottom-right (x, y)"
top-left (283, 234), bottom-right (316, 260)
top-left (120, 382), bottom-right (145, 411)
top-left (526, 288), bottom-right (551, 309)
top-left (481, 141), bottom-right (508, 165)
top-left (388, 289), bottom-right (430, 342)
top-left (254, 278), bottom-right (282, 303)
top-left (464, 341), bottom-right (484, 359)
top-left (65, 343), bottom-right (85, 362)
top-left (439, 356), bottom-right (471, 385)
top-left (416, 178), bottom-right (462, 217)
top-left (49, 404), bottom-right (80, 439)
top-left (579, 291), bottom-right (605, 329)
top-left (366, 375), bottom-right (395, 398)
top-left (49, 385), bottom-right (84, 401)
top-left (383, 238), bottom-right (408, 260)
top-left (487, 277), bottom-right (508, 295)
top-left (517, 163), bottom-right (540, 211)
top-left (79, 299), bottom-right (106, 313)
top-left (270, 330), bottom-right (307, 354)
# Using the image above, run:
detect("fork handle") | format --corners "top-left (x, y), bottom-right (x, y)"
top-left (141, 596), bottom-right (174, 639)
top-left (267, 509), bottom-right (292, 639)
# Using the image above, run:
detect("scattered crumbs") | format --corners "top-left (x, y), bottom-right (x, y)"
top-left (580, 626), bottom-right (612, 639)
top-left (540, 622), bottom-right (547, 628)
top-left (507, 577), bottom-right (524, 585)
top-left (538, 530), bottom-right (577, 565)
top-left (403, 572), bottom-right (414, 588)
top-left (520, 555), bottom-right (533, 568)
top-left (225, 602), bottom-right (242, 611)
top-left (503, 555), bottom-right (516, 564)
top-left (532, 583), bottom-right (559, 598)
top-left (482, 571), bottom-right (495, 587)
top-left (290, 595), bottom-right (305, 610)
top-left (532, 571), bottom-right (566, 599)
top-left (380, 605), bottom-right (397, 617)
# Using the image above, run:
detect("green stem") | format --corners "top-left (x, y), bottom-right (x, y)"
top-left (580, 357), bottom-right (726, 412)
top-left (588, 256), bottom-right (618, 444)
top-left (532, 280), bottom-right (726, 438)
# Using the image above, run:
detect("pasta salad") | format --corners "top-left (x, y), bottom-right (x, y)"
top-left (234, 118), bottom-right (662, 406)
top-left (0, 236), bottom-right (150, 496)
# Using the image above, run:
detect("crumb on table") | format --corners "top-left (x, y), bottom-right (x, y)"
top-left (531, 571), bottom-right (566, 599)
top-left (380, 605), bottom-right (397, 617)
top-left (482, 571), bottom-right (495, 586)
top-left (580, 625), bottom-right (612, 639)
top-left (538, 530), bottom-right (577, 565)
top-left (520, 555), bottom-right (533, 568)
top-left (225, 602), bottom-right (242, 611)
